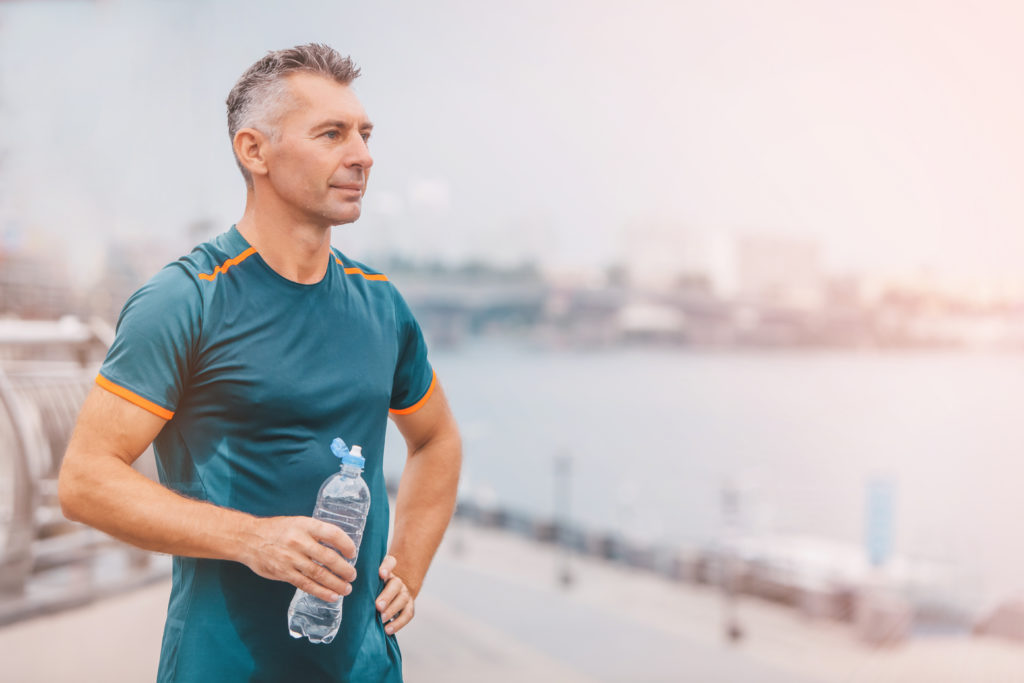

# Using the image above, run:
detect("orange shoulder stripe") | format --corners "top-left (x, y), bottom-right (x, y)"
top-left (333, 254), bottom-right (389, 282)
top-left (198, 246), bottom-right (257, 281)
top-left (96, 374), bottom-right (175, 420)
top-left (390, 370), bottom-right (437, 415)
top-left (345, 267), bottom-right (389, 282)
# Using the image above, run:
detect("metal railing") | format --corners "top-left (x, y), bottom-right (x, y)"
top-left (0, 317), bottom-right (168, 626)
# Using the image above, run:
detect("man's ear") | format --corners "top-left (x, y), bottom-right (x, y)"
top-left (234, 128), bottom-right (270, 180)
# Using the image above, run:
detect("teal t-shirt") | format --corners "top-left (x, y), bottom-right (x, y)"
top-left (98, 226), bottom-right (435, 683)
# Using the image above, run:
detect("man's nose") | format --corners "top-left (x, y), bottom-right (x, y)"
top-left (348, 136), bottom-right (373, 170)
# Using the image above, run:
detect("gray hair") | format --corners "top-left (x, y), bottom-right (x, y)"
top-left (226, 43), bottom-right (361, 186)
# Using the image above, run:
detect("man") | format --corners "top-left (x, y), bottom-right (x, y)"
top-left (58, 44), bottom-right (461, 682)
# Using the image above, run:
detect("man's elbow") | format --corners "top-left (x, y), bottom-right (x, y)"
top-left (437, 423), bottom-right (462, 468)
top-left (413, 424), bottom-right (462, 482)
top-left (410, 414), bottom-right (461, 458)
top-left (57, 453), bottom-right (86, 523)
top-left (442, 428), bottom-right (463, 485)
top-left (453, 431), bottom-right (463, 463)
top-left (442, 420), bottom-right (462, 451)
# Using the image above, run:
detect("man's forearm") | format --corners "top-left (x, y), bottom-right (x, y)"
top-left (387, 431), bottom-right (461, 597)
top-left (58, 386), bottom-right (360, 604)
top-left (59, 448), bottom-right (258, 564)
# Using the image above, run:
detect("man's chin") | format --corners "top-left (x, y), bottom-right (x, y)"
top-left (323, 204), bottom-right (362, 227)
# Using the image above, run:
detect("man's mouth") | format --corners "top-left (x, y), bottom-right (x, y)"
top-left (331, 183), bottom-right (363, 193)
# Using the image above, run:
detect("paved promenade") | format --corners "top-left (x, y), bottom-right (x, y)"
top-left (3, 522), bottom-right (1024, 681)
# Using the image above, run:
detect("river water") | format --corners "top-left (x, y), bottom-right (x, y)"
top-left (383, 341), bottom-right (1024, 610)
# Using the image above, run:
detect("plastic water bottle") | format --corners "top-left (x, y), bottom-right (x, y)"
top-left (287, 437), bottom-right (371, 644)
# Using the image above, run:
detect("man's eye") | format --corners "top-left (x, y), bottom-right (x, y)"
top-left (323, 130), bottom-right (339, 139)
top-left (361, 133), bottom-right (371, 143)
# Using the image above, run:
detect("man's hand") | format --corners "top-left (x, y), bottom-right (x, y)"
top-left (376, 554), bottom-right (415, 634)
top-left (379, 379), bottom-right (460, 635)
top-left (241, 516), bottom-right (358, 604)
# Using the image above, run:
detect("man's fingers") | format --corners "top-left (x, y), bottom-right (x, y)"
top-left (310, 541), bottom-right (357, 583)
top-left (293, 570), bottom-right (343, 604)
top-left (379, 554), bottom-right (397, 580)
top-left (380, 592), bottom-right (408, 625)
top-left (300, 556), bottom-right (353, 598)
top-left (384, 594), bottom-right (415, 634)
top-left (247, 517), bottom-right (361, 601)
top-left (313, 519), bottom-right (357, 559)
top-left (377, 576), bottom-right (415, 634)
top-left (375, 576), bottom-right (403, 615)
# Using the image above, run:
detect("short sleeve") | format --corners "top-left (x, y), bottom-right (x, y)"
top-left (389, 288), bottom-right (435, 415)
top-left (97, 262), bottom-right (202, 420)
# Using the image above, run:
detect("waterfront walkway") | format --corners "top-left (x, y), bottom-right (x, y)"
top-left (3, 522), bottom-right (1024, 682)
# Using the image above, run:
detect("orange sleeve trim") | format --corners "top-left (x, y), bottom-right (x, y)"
top-left (198, 246), bottom-right (258, 281)
top-left (95, 374), bottom-right (175, 420)
top-left (389, 370), bottom-right (437, 415)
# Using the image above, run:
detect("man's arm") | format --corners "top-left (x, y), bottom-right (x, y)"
top-left (58, 385), bottom-right (358, 603)
top-left (375, 380), bottom-right (461, 633)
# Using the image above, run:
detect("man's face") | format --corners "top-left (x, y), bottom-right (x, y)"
top-left (260, 72), bottom-right (374, 227)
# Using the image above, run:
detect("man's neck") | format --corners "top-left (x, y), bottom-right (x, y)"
top-left (235, 193), bottom-right (334, 285)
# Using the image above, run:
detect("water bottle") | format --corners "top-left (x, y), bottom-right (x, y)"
top-left (287, 437), bottom-right (371, 644)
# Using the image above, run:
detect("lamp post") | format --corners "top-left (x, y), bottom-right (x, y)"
top-left (721, 478), bottom-right (745, 643)
top-left (554, 452), bottom-right (574, 587)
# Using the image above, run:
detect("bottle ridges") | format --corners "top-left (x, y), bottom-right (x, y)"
top-left (287, 468), bottom-right (371, 644)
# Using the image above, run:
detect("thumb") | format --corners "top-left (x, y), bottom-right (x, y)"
top-left (379, 554), bottom-right (397, 579)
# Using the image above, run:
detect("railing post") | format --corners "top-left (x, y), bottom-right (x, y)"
top-left (0, 369), bottom-right (38, 596)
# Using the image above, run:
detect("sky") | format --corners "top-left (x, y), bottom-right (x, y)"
top-left (1, 0), bottom-right (1023, 284)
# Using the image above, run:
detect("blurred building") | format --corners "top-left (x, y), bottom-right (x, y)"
top-left (622, 219), bottom-right (721, 294)
top-left (0, 244), bottom-right (74, 319)
top-left (736, 234), bottom-right (824, 310)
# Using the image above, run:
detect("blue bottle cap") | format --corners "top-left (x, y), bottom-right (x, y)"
top-left (330, 437), bottom-right (349, 459)
top-left (331, 437), bottom-right (365, 468)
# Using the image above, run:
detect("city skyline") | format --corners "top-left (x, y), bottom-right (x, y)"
top-left (1, 1), bottom-right (1023, 286)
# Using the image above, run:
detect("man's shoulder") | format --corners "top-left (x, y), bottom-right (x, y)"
top-left (126, 229), bottom-right (247, 309)
top-left (330, 248), bottom-right (389, 280)
top-left (176, 228), bottom-right (255, 281)
top-left (330, 248), bottom-right (401, 299)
